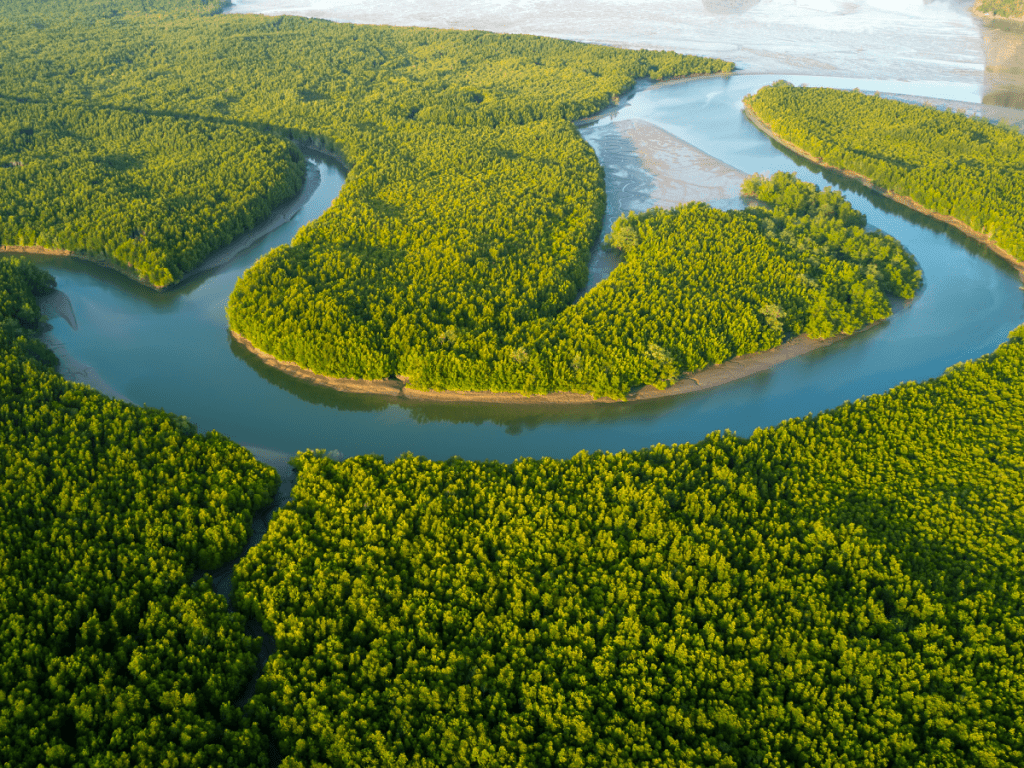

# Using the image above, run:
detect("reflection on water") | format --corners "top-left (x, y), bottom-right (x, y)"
top-left (30, 75), bottom-right (1024, 462)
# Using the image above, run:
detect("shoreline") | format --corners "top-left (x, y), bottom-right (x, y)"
top-left (742, 105), bottom-right (1024, 283)
top-left (2, 146), bottom-right (325, 292)
top-left (231, 328), bottom-right (862, 406)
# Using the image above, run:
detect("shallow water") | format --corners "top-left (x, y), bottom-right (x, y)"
top-left (227, 0), bottom-right (987, 90)
top-left (34, 73), bottom-right (1024, 462)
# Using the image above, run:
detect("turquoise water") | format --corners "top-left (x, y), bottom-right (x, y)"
top-left (33, 74), bottom-right (1024, 463)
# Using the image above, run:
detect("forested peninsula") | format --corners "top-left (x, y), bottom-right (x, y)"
top-left (230, 172), bottom-right (920, 400)
top-left (4, 1), bottom-right (1024, 766)
top-left (0, 100), bottom-right (306, 287)
top-left (743, 82), bottom-right (1024, 278)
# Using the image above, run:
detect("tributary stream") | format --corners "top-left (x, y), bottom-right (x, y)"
top-left (32, 73), bottom-right (1024, 463)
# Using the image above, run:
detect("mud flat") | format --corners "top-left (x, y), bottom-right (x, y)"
top-left (231, 328), bottom-right (868, 406)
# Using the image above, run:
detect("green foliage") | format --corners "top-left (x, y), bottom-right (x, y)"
top-left (237, 325), bottom-right (1024, 767)
top-left (232, 173), bottom-right (917, 398)
top-left (0, 256), bottom-right (59, 368)
top-left (0, 258), bottom-right (279, 765)
top-left (0, 0), bottom-right (733, 383)
top-left (744, 83), bottom-right (1024, 265)
top-left (975, 0), bottom-right (1024, 18)
top-left (0, 99), bottom-right (306, 287)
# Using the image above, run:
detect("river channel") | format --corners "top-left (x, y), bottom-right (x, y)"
top-left (32, 73), bottom-right (1024, 463)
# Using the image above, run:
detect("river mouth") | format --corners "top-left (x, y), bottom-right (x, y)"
top-left (28, 73), bottom-right (1024, 463)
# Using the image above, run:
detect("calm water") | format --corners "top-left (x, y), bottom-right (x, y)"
top-left (34, 74), bottom-right (1024, 462)
top-left (226, 0), bottom-right (987, 88)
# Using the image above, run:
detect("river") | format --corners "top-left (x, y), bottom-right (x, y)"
top-left (30, 68), bottom-right (1024, 463)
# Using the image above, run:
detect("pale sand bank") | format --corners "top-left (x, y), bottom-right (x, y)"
top-left (580, 112), bottom-right (748, 292)
top-left (617, 118), bottom-right (748, 210)
top-left (40, 330), bottom-right (126, 401)
top-left (232, 329), bottom-right (853, 405)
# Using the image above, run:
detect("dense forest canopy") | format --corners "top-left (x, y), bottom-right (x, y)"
top-left (0, 100), bottom-right (305, 286)
top-left (744, 82), bottom-right (1024, 268)
top-left (230, 172), bottom-right (920, 398)
top-left (237, 321), bottom-right (1024, 767)
top-left (975, 0), bottom-right (1024, 18)
top-left (0, 256), bottom-right (278, 766)
top-left (4, 1), bottom-right (1024, 766)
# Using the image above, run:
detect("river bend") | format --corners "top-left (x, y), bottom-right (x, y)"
top-left (32, 74), bottom-right (1024, 463)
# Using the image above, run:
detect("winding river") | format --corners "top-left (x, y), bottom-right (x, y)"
top-left (32, 73), bottom-right (1024, 464)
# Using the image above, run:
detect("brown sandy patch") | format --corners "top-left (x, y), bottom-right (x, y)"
top-left (0, 245), bottom-right (73, 256)
top-left (232, 329), bottom-right (863, 406)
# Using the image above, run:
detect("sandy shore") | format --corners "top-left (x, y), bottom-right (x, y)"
top-left (743, 105), bottom-right (1024, 283)
top-left (232, 328), bottom-right (862, 405)
top-left (40, 328), bottom-right (127, 401)
top-left (2, 153), bottom-right (323, 292)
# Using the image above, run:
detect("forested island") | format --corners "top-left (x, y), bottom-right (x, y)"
top-left (743, 82), bottom-right (1024, 276)
top-left (4, 0), bottom-right (1024, 766)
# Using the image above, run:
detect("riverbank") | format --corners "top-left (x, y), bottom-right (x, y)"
top-left (231, 327), bottom-right (867, 405)
top-left (2, 150), bottom-right (324, 292)
top-left (164, 159), bottom-right (324, 290)
top-left (742, 105), bottom-right (1024, 283)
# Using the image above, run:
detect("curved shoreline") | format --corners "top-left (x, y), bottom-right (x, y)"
top-left (231, 328), bottom-right (861, 405)
top-left (2, 147), bottom-right (324, 292)
top-left (742, 105), bottom-right (1024, 282)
